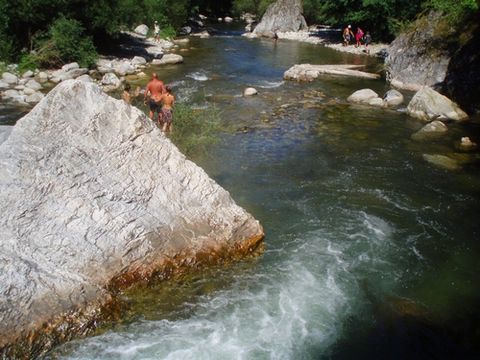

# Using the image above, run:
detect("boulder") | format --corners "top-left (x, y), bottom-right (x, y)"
top-left (50, 69), bottom-right (73, 83)
top-left (347, 89), bottom-right (380, 104)
top-left (407, 87), bottom-right (468, 122)
top-left (2, 89), bottom-right (26, 104)
top-left (131, 56), bottom-right (147, 66)
top-left (76, 74), bottom-right (94, 82)
top-left (22, 87), bottom-right (36, 96)
top-left (385, 12), bottom-right (450, 91)
top-left (0, 80), bottom-right (263, 357)
top-left (284, 64), bottom-right (380, 81)
top-left (2, 72), bottom-right (18, 85)
top-left (25, 92), bottom-right (45, 104)
top-left (151, 54), bottom-right (184, 65)
top-left (113, 61), bottom-right (136, 76)
top-left (134, 24), bottom-right (149, 36)
top-left (244, 87), bottom-right (258, 96)
top-left (25, 79), bottom-right (43, 91)
top-left (224, 16), bottom-right (234, 23)
top-left (101, 73), bottom-right (122, 91)
top-left (22, 70), bottom-right (34, 79)
top-left (146, 46), bottom-right (164, 58)
top-left (67, 68), bottom-right (89, 78)
top-left (383, 89), bottom-right (404, 107)
top-left (411, 120), bottom-right (448, 141)
top-left (36, 72), bottom-right (49, 83)
top-left (0, 80), bottom-right (10, 90)
top-left (253, 0), bottom-right (307, 38)
top-left (62, 62), bottom-right (79, 72)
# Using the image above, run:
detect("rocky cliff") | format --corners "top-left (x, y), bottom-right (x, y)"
top-left (386, 11), bottom-right (480, 113)
top-left (253, 0), bottom-right (307, 37)
top-left (0, 80), bottom-right (264, 358)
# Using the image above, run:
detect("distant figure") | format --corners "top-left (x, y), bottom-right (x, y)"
top-left (160, 85), bottom-right (175, 133)
top-left (273, 31), bottom-right (279, 42)
top-left (154, 21), bottom-right (160, 42)
top-left (122, 83), bottom-right (131, 104)
top-left (144, 73), bottom-right (166, 125)
top-left (355, 27), bottom-right (364, 48)
top-left (364, 32), bottom-right (372, 54)
top-left (343, 25), bottom-right (354, 46)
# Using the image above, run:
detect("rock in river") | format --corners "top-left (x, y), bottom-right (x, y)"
top-left (0, 80), bottom-right (264, 358)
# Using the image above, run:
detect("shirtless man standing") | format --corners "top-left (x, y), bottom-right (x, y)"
top-left (160, 85), bottom-right (175, 133)
top-left (144, 73), bottom-right (166, 125)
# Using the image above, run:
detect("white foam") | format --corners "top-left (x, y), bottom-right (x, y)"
top-left (256, 80), bottom-right (284, 89)
top-left (186, 72), bottom-right (209, 81)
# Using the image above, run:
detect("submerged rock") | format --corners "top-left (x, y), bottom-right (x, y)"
top-left (411, 120), bottom-right (448, 141)
top-left (347, 89), bottom-right (380, 105)
top-left (0, 80), bottom-right (263, 357)
top-left (423, 154), bottom-right (461, 171)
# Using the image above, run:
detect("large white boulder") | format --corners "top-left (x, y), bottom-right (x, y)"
top-left (407, 86), bottom-right (468, 122)
top-left (134, 24), bottom-right (149, 36)
top-left (0, 80), bottom-right (263, 357)
top-left (347, 89), bottom-right (380, 104)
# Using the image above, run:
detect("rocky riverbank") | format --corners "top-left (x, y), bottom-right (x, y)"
top-left (0, 27), bottom-right (186, 109)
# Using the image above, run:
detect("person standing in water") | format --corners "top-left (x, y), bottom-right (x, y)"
top-left (144, 73), bottom-right (166, 126)
top-left (160, 85), bottom-right (175, 133)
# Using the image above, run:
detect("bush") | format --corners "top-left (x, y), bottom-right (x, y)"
top-left (169, 103), bottom-right (223, 156)
top-left (425, 0), bottom-right (479, 23)
top-left (160, 25), bottom-right (177, 39)
top-left (18, 53), bottom-right (39, 73)
top-left (44, 17), bottom-right (97, 68)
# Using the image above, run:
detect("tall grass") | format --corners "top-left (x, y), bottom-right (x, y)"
top-left (168, 103), bottom-right (223, 157)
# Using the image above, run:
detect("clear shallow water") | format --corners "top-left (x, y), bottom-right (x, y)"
top-left (32, 30), bottom-right (480, 359)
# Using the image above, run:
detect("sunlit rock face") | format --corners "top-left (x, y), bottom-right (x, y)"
top-left (253, 0), bottom-right (307, 38)
top-left (0, 80), bottom-right (264, 357)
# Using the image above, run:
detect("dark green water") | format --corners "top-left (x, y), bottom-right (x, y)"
top-left (36, 32), bottom-right (480, 359)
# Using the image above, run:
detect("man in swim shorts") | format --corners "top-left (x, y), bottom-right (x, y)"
top-left (160, 85), bottom-right (175, 133)
top-left (343, 25), bottom-right (354, 46)
top-left (144, 73), bottom-right (166, 126)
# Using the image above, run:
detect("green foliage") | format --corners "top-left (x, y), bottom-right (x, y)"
top-left (36, 17), bottom-right (97, 67)
top-left (160, 25), bottom-right (177, 40)
top-left (425, 0), bottom-right (479, 23)
top-left (17, 53), bottom-right (39, 73)
top-left (169, 104), bottom-right (223, 156)
top-left (232, 0), bottom-right (274, 16)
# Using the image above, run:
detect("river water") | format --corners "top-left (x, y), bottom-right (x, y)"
top-left (27, 29), bottom-right (480, 359)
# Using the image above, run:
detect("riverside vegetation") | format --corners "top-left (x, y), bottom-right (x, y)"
top-left (1, 0), bottom-right (478, 68)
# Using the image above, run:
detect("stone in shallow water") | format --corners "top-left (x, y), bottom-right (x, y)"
top-left (422, 154), bottom-right (461, 171)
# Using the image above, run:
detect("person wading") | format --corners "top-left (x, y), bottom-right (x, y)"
top-left (160, 85), bottom-right (175, 133)
top-left (144, 73), bottom-right (166, 126)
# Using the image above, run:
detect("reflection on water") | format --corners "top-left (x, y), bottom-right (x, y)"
top-left (21, 29), bottom-right (480, 359)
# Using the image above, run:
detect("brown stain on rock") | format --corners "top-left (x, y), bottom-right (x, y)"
top-left (0, 232), bottom-right (264, 359)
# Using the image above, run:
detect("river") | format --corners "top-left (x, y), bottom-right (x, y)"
top-left (18, 29), bottom-right (480, 359)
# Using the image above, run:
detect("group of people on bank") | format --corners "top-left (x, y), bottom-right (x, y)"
top-left (342, 25), bottom-right (372, 53)
top-left (122, 73), bottom-right (175, 133)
